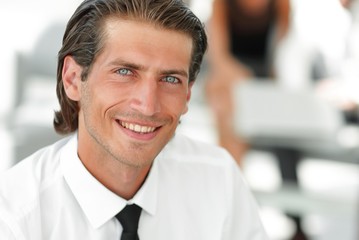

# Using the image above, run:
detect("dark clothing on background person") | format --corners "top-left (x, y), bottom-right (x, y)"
top-left (227, 0), bottom-right (277, 77)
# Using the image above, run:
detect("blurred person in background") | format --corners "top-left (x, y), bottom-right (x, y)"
top-left (315, 0), bottom-right (359, 123)
top-left (204, 1), bottom-right (314, 239)
top-left (205, 0), bottom-right (291, 165)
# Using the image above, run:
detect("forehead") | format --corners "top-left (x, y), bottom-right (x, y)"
top-left (102, 16), bottom-right (193, 43)
top-left (100, 15), bottom-right (192, 46)
top-left (95, 17), bottom-right (193, 68)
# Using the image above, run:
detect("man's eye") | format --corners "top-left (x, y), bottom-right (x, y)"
top-left (117, 68), bottom-right (132, 75)
top-left (162, 76), bottom-right (179, 84)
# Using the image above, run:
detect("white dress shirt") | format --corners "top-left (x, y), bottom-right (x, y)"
top-left (0, 133), bottom-right (268, 240)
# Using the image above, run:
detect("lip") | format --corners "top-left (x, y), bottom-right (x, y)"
top-left (115, 119), bottom-right (160, 140)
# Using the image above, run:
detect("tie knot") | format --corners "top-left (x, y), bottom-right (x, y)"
top-left (116, 204), bottom-right (142, 234)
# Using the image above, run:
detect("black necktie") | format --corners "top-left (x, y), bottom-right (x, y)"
top-left (116, 204), bottom-right (142, 240)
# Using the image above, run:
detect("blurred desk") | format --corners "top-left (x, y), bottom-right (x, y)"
top-left (249, 135), bottom-right (359, 164)
top-left (254, 182), bottom-right (358, 216)
top-left (233, 80), bottom-right (359, 164)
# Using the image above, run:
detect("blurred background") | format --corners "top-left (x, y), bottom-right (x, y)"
top-left (0, 0), bottom-right (358, 239)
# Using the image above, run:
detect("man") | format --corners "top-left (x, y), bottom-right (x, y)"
top-left (0, 0), bottom-right (268, 239)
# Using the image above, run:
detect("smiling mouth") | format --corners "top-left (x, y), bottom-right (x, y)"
top-left (117, 120), bottom-right (157, 134)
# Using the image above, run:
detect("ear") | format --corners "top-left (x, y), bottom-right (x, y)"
top-left (62, 55), bottom-right (82, 101)
top-left (182, 81), bottom-right (194, 114)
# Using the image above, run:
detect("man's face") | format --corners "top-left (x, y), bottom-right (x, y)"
top-left (66, 18), bottom-right (193, 168)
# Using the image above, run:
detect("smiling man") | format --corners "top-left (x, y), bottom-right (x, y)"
top-left (0, 0), bottom-right (268, 239)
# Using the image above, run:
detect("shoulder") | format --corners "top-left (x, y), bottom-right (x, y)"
top-left (162, 133), bottom-right (237, 168)
top-left (0, 136), bottom-right (73, 215)
top-left (160, 134), bottom-right (252, 199)
top-left (158, 134), bottom-right (257, 212)
top-left (157, 133), bottom-right (247, 195)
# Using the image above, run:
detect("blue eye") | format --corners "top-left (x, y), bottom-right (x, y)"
top-left (117, 68), bottom-right (132, 75)
top-left (162, 76), bottom-right (179, 84)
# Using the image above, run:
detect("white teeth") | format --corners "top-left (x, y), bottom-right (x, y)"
top-left (120, 121), bottom-right (156, 133)
top-left (141, 126), bottom-right (148, 133)
top-left (134, 125), bottom-right (141, 132)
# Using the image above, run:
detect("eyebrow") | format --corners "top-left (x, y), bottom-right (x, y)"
top-left (161, 69), bottom-right (188, 78)
top-left (108, 59), bottom-right (189, 78)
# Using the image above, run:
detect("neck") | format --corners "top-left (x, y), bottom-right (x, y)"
top-left (80, 152), bottom-right (152, 200)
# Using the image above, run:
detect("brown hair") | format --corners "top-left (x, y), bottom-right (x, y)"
top-left (54, 0), bottom-right (207, 134)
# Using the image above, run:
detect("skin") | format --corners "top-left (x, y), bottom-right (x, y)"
top-left (62, 18), bottom-right (193, 199)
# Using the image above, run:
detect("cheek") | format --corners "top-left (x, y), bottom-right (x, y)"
top-left (92, 85), bottom-right (126, 108)
top-left (162, 93), bottom-right (190, 117)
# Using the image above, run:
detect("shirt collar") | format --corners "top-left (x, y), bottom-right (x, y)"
top-left (60, 135), bottom-right (159, 229)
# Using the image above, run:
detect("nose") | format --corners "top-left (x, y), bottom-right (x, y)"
top-left (130, 79), bottom-right (161, 116)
